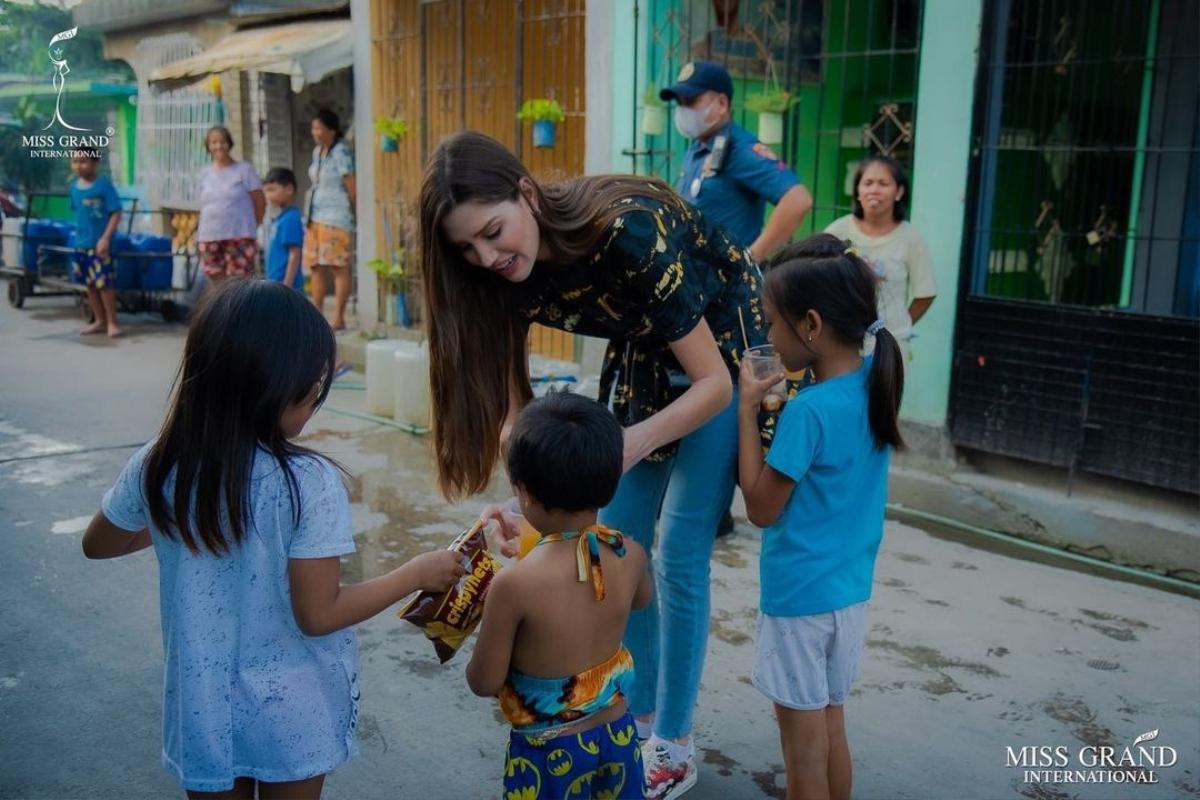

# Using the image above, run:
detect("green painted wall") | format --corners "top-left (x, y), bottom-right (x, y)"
top-left (902, 0), bottom-right (983, 426)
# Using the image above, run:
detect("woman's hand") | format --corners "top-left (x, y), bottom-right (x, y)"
top-left (738, 358), bottom-right (784, 415)
top-left (621, 424), bottom-right (656, 473)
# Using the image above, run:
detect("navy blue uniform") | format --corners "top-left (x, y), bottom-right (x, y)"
top-left (675, 121), bottom-right (802, 248)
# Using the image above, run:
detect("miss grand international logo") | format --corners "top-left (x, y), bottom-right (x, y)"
top-left (1007, 729), bottom-right (1179, 786)
top-left (21, 27), bottom-right (114, 158)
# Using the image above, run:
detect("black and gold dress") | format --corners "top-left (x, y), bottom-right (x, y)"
top-left (515, 194), bottom-right (772, 459)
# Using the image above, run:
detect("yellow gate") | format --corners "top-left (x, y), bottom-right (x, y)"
top-left (370, 0), bottom-right (585, 362)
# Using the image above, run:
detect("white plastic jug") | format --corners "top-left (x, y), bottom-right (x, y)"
top-left (365, 339), bottom-right (406, 416)
top-left (393, 342), bottom-right (431, 428)
top-left (171, 254), bottom-right (189, 290)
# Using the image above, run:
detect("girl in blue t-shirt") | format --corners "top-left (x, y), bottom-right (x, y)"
top-left (736, 233), bottom-right (905, 800)
top-left (82, 281), bottom-right (464, 798)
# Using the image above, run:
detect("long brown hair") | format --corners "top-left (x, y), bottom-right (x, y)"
top-left (419, 130), bottom-right (680, 499)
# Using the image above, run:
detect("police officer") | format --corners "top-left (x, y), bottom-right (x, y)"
top-left (661, 60), bottom-right (813, 265)
top-left (662, 60), bottom-right (813, 538)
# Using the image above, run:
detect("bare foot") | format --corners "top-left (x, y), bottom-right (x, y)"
top-left (107, 325), bottom-right (123, 338)
top-left (81, 321), bottom-right (105, 335)
top-left (331, 320), bottom-right (347, 332)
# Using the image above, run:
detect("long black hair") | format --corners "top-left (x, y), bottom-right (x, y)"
top-left (764, 233), bottom-right (905, 450)
top-left (852, 155), bottom-right (909, 222)
top-left (144, 281), bottom-right (338, 555)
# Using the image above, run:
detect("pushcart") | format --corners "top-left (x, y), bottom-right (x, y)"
top-left (0, 194), bottom-right (199, 323)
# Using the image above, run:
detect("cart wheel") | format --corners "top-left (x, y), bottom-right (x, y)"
top-left (7, 279), bottom-right (24, 308)
top-left (160, 299), bottom-right (181, 323)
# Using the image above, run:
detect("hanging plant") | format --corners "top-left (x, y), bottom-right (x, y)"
top-left (374, 117), bottom-right (409, 153)
top-left (518, 99), bottom-right (566, 148)
top-left (744, 89), bottom-right (795, 145)
top-left (642, 83), bottom-right (667, 137)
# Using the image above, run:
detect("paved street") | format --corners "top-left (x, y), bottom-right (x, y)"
top-left (1, 300), bottom-right (1197, 800)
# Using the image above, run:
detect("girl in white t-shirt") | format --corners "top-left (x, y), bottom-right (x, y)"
top-left (825, 156), bottom-right (936, 364)
top-left (83, 281), bottom-right (464, 799)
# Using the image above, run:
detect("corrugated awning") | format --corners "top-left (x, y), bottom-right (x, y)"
top-left (148, 19), bottom-right (351, 93)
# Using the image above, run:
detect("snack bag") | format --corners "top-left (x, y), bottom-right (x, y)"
top-left (398, 520), bottom-right (501, 662)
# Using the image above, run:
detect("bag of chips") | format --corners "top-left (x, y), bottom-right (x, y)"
top-left (398, 520), bottom-right (502, 663)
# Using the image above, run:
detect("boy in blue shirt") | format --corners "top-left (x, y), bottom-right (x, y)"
top-left (262, 168), bottom-right (305, 291)
top-left (69, 154), bottom-right (122, 337)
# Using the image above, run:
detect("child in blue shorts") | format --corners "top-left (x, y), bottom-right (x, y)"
top-left (468, 391), bottom-right (654, 799)
top-left (69, 153), bottom-right (122, 337)
top-left (262, 167), bottom-right (306, 291)
top-left (737, 233), bottom-right (906, 800)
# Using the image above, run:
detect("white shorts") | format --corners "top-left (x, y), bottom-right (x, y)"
top-left (752, 602), bottom-right (868, 711)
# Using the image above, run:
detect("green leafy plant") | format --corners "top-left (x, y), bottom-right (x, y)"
top-left (368, 250), bottom-right (406, 291)
top-left (517, 98), bottom-right (565, 123)
top-left (373, 117), bottom-right (410, 140)
top-left (643, 83), bottom-right (665, 107)
top-left (744, 89), bottom-right (796, 114)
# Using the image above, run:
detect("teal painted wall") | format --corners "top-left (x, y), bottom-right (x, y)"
top-left (902, 0), bottom-right (983, 426)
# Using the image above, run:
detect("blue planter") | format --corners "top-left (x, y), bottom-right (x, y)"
top-left (395, 293), bottom-right (411, 328)
top-left (380, 135), bottom-right (398, 153)
top-left (532, 119), bottom-right (557, 148)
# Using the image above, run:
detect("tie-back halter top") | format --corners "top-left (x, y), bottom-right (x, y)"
top-left (498, 525), bottom-right (635, 735)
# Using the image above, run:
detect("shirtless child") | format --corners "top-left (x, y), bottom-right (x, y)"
top-left (467, 390), bottom-right (653, 799)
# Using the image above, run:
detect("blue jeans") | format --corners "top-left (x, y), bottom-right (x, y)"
top-left (598, 395), bottom-right (739, 740)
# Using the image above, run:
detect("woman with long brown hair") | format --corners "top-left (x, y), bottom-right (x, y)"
top-left (420, 131), bottom-right (768, 800)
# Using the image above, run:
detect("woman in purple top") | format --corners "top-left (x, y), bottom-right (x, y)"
top-left (197, 126), bottom-right (265, 284)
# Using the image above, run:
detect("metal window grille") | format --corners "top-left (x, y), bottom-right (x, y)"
top-left (127, 33), bottom-right (225, 211)
top-left (629, 0), bottom-right (923, 235)
top-left (953, 0), bottom-right (1200, 494)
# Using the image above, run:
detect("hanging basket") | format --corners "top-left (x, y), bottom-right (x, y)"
top-left (532, 119), bottom-right (558, 148)
top-left (758, 112), bottom-right (784, 145)
top-left (642, 105), bottom-right (667, 137)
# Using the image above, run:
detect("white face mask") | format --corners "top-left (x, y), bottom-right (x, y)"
top-left (674, 101), bottom-right (714, 140)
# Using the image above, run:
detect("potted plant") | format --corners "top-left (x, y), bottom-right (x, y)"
top-left (744, 89), bottom-right (795, 145)
top-left (642, 83), bottom-right (667, 136)
top-left (368, 251), bottom-right (410, 327)
top-left (517, 98), bottom-right (566, 148)
top-left (374, 117), bottom-right (409, 153)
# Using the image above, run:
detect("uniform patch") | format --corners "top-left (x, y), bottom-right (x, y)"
top-left (752, 142), bottom-right (780, 161)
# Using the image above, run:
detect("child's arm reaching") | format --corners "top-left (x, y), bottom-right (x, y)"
top-left (737, 359), bottom-right (798, 528)
top-left (466, 569), bottom-right (521, 697)
top-left (82, 511), bottom-right (152, 559)
top-left (289, 550), bottom-right (464, 637)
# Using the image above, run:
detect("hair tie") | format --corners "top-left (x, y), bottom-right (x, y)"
top-left (867, 319), bottom-right (885, 336)
top-left (844, 244), bottom-right (860, 257)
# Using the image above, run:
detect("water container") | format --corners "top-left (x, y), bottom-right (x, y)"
top-left (365, 339), bottom-right (407, 416)
top-left (171, 254), bottom-right (189, 289)
top-left (1, 216), bottom-right (22, 268)
top-left (22, 219), bottom-right (72, 272)
top-left (109, 232), bottom-right (138, 289)
top-left (393, 341), bottom-right (431, 428)
top-left (131, 233), bottom-right (173, 289)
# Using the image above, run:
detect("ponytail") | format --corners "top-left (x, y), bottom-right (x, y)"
top-left (764, 233), bottom-right (905, 451)
top-left (867, 326), bottom-right (905, 450)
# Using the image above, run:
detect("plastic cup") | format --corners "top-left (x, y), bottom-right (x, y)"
top-left (743, 345), bottom-right (788, 411)
top-left (500, 497), bottom-right (542, 559)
